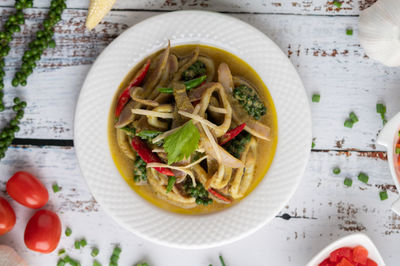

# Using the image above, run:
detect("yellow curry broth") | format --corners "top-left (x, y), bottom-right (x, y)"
top-left (108, 44), bottom-right (278, 215)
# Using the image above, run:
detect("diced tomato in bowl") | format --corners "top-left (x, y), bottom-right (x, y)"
top-left (318, 245), bottom-right (378, 266)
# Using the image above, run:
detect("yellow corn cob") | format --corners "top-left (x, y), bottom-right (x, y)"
top-left (86, 0), bottom-right (116, 30)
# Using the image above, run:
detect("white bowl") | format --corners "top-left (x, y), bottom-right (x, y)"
top-left (377, 112), bottom-right (400, 214)
top-left (306, 233), bottom-right (385, 266)
top-left (74, 10), bottom-right (311, 248)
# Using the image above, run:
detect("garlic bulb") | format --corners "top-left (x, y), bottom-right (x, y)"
top-left (359, 0), bottom-right (400, 67)
top-left (86, 0), bottom-right (117, 30)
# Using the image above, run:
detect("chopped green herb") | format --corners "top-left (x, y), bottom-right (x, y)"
top-left (65, 227), bottom-right (72, 237)
top-left (133, 155), bottom-right (147, 183)
top-left (58, 248), bottom-right (65, 256)
top-left (224, 131), bottom-right (251, 158)
top-left (52, 183), bottom-right (61, 193)
top-left (183, 178), bottom-right (212, 206)
top-left (349, 112), bottom-right (358, 123)
top-left (312, 142), bottom-right (315, 149)
top-left (135, 263), bottom-right (149, 266)
top-left (396, 147), bottom-right (400, 154)
top-left (346, 28), bottom-right (353, 36)
top-left (312, 94), bottom-right (320, 103)
top-left (344, 119), bottom-right (353, 128)
top-left (110, 245), bottom-right (121, 265)
top-left (333, 0), bottom-right (342, 8)
top-left (110, 255), bottom-right (119, 263)
top-left (164, 120), bottom-right (200, 165)
top-left (233, 85), bottom-right (266, 120)
top-left (79, 238), bottom-right (87, 247)
top-left (380, 191), bottom-right (388, 201)
top-left (57, 259), bottom-right (65, 266)
top-left (333, 167), bottom-right (341, 175)
top-left (91, 247), bottom-right (99, 257)
top-left (113, 246), bottom-right (121, 256)
top-left (376, 103), bottom-right (387, 125)
top-left (74, 240), bottom-right (80, 249)
top-left (358, 172), bottom-right (369, 184)
top-left (166, 176), bottom-right (176, 193)
top-left (219, 255), bottom-right (226, 266)
top-left (182, 61), bottom-right (207, 81)
top-left (137, 130), bottom-right (162, 141)
top-left (344, 178), bottom-right (352, 187)
top-left (93, 260), bottom-right (102, 266)
top-left (120, 126), bottom-right (136, 137)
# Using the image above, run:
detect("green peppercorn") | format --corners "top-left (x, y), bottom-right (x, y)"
top-left (11, 78), bottom-right (19, 87)
top-left (13, 126), bottom-right (20, 132)
top-left (25, 1), bottom-right (33, 8)
top-left (0, 32), bottom-right (5, 39)
top-left (20, 80), bottom-right (27, 86)
top-left (48, 40), bottom-right (56, 48)
top-left (20, 101), bottom-right (26, 108)
top-left (0, 104), bottom-right (4, 112)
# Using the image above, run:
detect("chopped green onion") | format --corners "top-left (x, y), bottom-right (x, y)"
top-left (57, 259), bottom-right (65, 266)
top-left (219, 255), bottom-right (226, 266)
top-left (346, 28), bottom-right (353, 36)
top-left (312, 94), bottom-right (320, 103)
top-left (52, 183), bottom-right (61, 193)
top-left (166, 176), bottom-right (176, 193)
top-left (136, 263), bottom-right (149, 266)
top-left (396, 148), bottom-right (400, 154)
top-left (65, 227), bottom-right (72, 236)
top-left (333, 1), bottom-right (342, 8)
top-left (333, 167), bottom-right (341, 175)
top-left (113, 246), bottom-right (121, 256)
top-left (58, 248), bottom-right (65, 256)
top-left (358, 172), bottom-right (369, 184)
top-left (110, 246), bottom-right (121, 265)
top-left (380, 191), bottom-right (388, 201)
top-left (344, 119), bottom-right (353, 128)
top-left (79, 238), bottom-right (87, 247)
top-left (344, 178), bottom-right (352, 187)
top-left (312, 142), bottom-right (315, 149)
top-left (376, 103), bottom-right (386, 114)
top-left (349, 112), bottom-right (358, 123)
top-left (74, 240), bottom-right (80, 249)
top-left (93, 260), bottom-right (102, 266)
top-left (91, 247), bottom-right (99, 257)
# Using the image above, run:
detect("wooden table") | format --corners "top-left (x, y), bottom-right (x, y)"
top-left (0, 0), bottom-right (399, 265)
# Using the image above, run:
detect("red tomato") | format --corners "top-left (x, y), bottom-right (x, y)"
top-left (6, 171), bottom-right (49, 209)
top-left (353, 245), bottom-right (369, 265)
top-left (330, 247), bottom-right (353, 263)
top-left (319, 258), bottom-right (334, 266)
top-left (366, 259), bottom-right (378, 266)
top-left (0, 197), bottom-right (16, 235)
top-left (337, 257), bottom-right (355, 266)
top-left (24, 210), bottom-right (61, 253)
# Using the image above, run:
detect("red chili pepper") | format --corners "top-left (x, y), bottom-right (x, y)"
top-left (208, 188), bottom-right (232, 203)
top-left (219, 123), bottom-right (246, 145)
top-left (130, 137), bottom-right (174, 176)
top-left (115, 59), bottom-right (151, 118)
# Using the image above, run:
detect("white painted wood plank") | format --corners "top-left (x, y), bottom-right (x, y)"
top-left (0, 147), bottom-right (398, 265)
top-left (1, 9), bottom-right (399, 151)
top-left (0, 0), bottom-right (376, 15)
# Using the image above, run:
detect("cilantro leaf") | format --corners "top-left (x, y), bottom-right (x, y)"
top-left (164, 121), bottom-right (200, 165)
top-left (137, 130), bottom-right (162, 140)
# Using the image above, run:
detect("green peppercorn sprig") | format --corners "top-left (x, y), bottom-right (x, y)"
top-left (12, 0), bottom-right (66, 87)
top-left (0, 97), bottom-right (26, 159)
top-left (0, 0), bottom-right (32, 103)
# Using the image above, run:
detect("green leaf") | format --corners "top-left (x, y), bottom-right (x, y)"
top-left (166, 176), bottom-right (176, 193)
top-left (137, 130), bottom-right (162, 140)
top-left (164, 121), bottom-right (200, 165)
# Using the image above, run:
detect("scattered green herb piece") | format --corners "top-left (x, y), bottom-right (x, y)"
top-left (219, 255), bottom-right (226, 266)
top-left (166, 176), bottom-right (176, 193)
top-left (113, 246), bottom-right (121, 256)
top-left (120, 126), bottom-right (135, 137)
top-left (333, 0), bottom-right (342, 8)
top-left (183, 178), bottom-right (212, 206)
top-left (346, 28), bottom-right (353, 36)
top-left (396, 147), bottom-right (400, 154)
top-left (109, 246), bottom-right (121, 265)
top-left (233, 84), bottom-right (267, 120)
top-left (58, 248), bottom-right (65, 256)
top-left (93, 260), bottom-right (102, 266)
top-left (164, 120), bottom-right (200, 165)
top-left (358, 172), bottom-right (369, 184)
top-left (380, 191), bottom-right (388, 201)
top-left (182, 61), bottom-right (207, 81)
top-left (344, 178), bottom-right (352, 187)
top-left (52, 183), bottom-right (61, 193)
top-left (64, 255), bottom-right (80, 266)
top-left (312, 94), bottom-right (320, 103)
top-left (376, 103), bottom-right (387, 125)
top-left (224, 131), bottom-right (251, 158)
top-left (333, 167), bottom-right (341, 175)
top-left (79, 238), bottom-right (87, 247)
top-left (137, 130), bottom-right (162, 141)
top-left (135, 263), bottom-right (149, 266)
top-left (133, 155), bottom-right (147, 183)
top-left (349, 112), bottom-right (358, 123)
top-left (57, 259), bottom-right (65, 266)
top-left (344, 119), bottom-right (353, 128)
top-left (312, 142), bottom-right (315, 149)
top-left (91, 247), bottom-right (99, 257)
top-left (74, 240), bottom-right (80, 249)
top-left (65, 227), bottom-right (72, 236)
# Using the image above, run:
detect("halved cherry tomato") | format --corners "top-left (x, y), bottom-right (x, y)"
top-left (353, 245), bottom-right (368, 265)
top-left (0, 197), bottom-right (16, 235)
top-left (337, 257), bottom-right (354, 266)
top-left (6, 171), bottom-right (49, 209)
top-left (24, 210), bottom-right (61, 253)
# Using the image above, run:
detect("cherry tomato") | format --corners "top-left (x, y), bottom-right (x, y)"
top-left (0, 197), bottom-right (16, 235)
top-left (24, 210), bottom-right (61, 253)
top-left (6, 171), bottom-right (49, 209)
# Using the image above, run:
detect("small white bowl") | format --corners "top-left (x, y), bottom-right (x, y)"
top-left (377, 112), bottom-right (400, 215)
top-left (306, 233), bottom-right (385, 266)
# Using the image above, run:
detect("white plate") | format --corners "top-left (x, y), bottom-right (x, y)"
top-left (74, 10), bottom-right (311, 248)
top-left (306, 233), bottom-right (385, 266)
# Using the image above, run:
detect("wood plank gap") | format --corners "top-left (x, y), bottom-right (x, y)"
top-left (12, 138), bottom-right (73, 147)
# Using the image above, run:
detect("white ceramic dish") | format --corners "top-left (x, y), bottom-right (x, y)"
top-left (306, 233), bottom-right (385, 266)
top-left (377, 112), bottom-right (400, 215)
top-left (74, 10), bottom-right (311, 248)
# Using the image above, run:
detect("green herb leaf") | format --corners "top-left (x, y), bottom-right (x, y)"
top-left (349, 112), bottom-right (358, 123)
top-left (65, 227), bottom-right (72, 237)
top-left (137, 130), bottom-right (162, 140)
top-left (333, 167), bottom-right (341, 175)
top-left (164, 121), bottom-right (200, 165)
top-left (344, 119), bottom-right (353, 128)
top-left (91, 247), bottom-right (99, 257)
top-left (58, 249), bottom-right (65, 256)
top-left (166, 176), bottom-right (176, 193)
top-left (344, 178), bottom-right (352, 187)
top-left (120, 126), bottom-right (136, 136)
top-left (135, 263), bottom-right (149, 266)
top-left (358, 172), bottom-right (369, 184)
top-left (93, 260), bottom-right (102, 266)
top-left (52, 183), bottom-right (61, 193)
top-left (333, 0), bottom-right (342, 8)
top-left (219, 255), bottom-right (226, 266)
top-left (380, 191), bottom-right (388, 201)
top-left (376, 103), bottom-right (386, 114)
top-left (346, 28), bottom-right (353, 36)
top-left (312, 94), bottom-right (320, 103)
top-left (79, 238), bottom-right (87, 247)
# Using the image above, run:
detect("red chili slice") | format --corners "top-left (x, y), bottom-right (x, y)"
top-left (130, 137), bottom-right (174, 176)
top-left (115, 59), bottom-right (151, 118)
top-left (208, 188), bottom-right (232, 203)
top-left (219, 123), bottom-right (246, 145)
